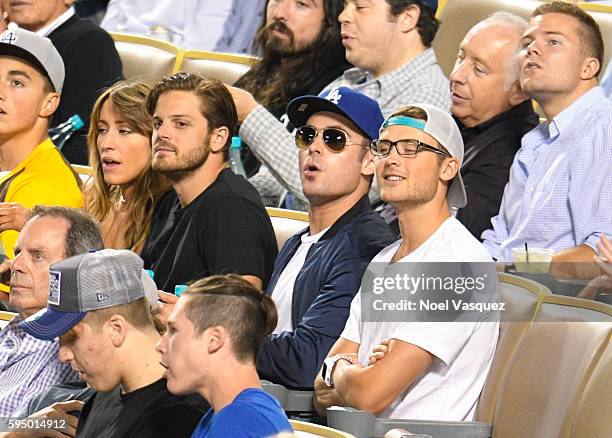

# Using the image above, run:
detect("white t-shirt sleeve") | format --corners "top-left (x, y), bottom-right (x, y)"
top-left (340, 290), bottom-right (362, 344)
top-left (390, 321), bottom-right (477, 366)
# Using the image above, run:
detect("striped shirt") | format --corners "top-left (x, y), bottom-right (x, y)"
top-left (0, 316), bottom-right (76, 416)
top-left (482, 86), bottom-right (612, 261)
top-left (241, 48), bottom-right (451, 205)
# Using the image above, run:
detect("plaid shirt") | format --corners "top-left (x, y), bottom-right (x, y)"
top-left (0, 316), bottom-right (76, 416)
top-left (242, 48), bottom-right (451, 205)
top-left (482, 86), bottom-right (612, 261)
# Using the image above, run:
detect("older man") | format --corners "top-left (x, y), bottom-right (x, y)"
top-left (0, 206), bottom-right (103, 416)
top-left (449, 12), bottom-right (539, 240)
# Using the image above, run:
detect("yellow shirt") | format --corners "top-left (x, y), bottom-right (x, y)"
top-left (0, 138), bottom-right (82, 268)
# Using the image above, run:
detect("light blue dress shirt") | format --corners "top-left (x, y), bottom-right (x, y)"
top-left (482, 86), bottom-right (612, 261)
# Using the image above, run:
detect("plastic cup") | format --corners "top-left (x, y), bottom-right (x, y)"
top-left (512, 247), bottom-right (555, 273)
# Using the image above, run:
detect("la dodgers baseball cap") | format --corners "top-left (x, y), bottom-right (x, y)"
top-left (0, 23), bottom-right (65, 92)
top-left (380, 103), bottom-right (467, 208)
top-left (287, 87), bottom-right (384, 140)
top-left (20, 249), bottom-right (158, 340)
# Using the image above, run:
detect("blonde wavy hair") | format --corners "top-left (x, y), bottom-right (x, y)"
top-left (84, 80), bottom-right (170, 252)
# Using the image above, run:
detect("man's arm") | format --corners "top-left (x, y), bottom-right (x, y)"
top-left (550, 244), bottom-right (601, 279)
top-left (228, 86), bottom-right (308, 203)
top-left (331, 339), bottom-right (432, 415)
top-left (313, 338), bottom-right (359, 417)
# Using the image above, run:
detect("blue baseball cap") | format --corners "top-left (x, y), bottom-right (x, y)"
top-left (286, 87), bottom-right (384, 141)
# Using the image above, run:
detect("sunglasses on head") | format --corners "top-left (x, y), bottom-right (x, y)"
top-left (294, 126), bottom-right (368, 153)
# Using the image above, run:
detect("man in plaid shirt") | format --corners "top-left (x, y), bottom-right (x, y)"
top-left (0, 207), bottom-right (103, 416)
top-left (230, 0), bottom-right (450, 207)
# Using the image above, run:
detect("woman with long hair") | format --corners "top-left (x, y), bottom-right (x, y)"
top-left (84, 80), bottom-right (170, 253)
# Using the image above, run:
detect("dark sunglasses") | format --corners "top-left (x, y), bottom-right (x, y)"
top-left (294, 126), bottom-right (368, 153)
top-left (370, 139), bottom-right (451, 158)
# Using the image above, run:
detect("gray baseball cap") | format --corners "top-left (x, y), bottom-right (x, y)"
top-left (0, 23), bottom-right (65, 92)
top-left (380, 103), bottom-right (467, 209)
top-left (20, 249), bottom-right (158, 340)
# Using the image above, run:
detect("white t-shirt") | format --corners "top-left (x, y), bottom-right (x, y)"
top-left (271, 227), bottom-right (329, 334)
top-left (341, 217), bottom-right (498, 421)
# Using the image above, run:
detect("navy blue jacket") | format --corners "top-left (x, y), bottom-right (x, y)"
top-left (257, 196), bottom-right (396, 389)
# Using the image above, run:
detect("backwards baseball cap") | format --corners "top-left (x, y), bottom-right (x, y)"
top-left (380, 103), bottom-right (467, 208)
top-left (0, 23), bottom-right (65, 92)
top-left (287, 87), bottom-right (384, 141)
top-left (20, 249), bottom-right (158, 341)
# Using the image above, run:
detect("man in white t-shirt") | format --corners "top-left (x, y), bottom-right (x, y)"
top-left (314, 104), bottom-right (499, 421)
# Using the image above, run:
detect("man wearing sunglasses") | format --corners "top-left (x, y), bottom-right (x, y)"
top-left (256, 87), bottom-right (395, 389)
top-left (314, 104), bottom-right (498, 421)
top-left (230, 0), bottom-right (449, 209)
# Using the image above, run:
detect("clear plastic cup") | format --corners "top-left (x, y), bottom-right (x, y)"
top-left (511, 247), bottom-right (555, 273)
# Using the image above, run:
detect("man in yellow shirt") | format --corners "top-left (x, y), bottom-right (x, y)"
top-left (0, 25), bottom-right (82, 296)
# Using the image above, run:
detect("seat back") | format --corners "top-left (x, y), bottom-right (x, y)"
top-left (491, 295), bottom-right (611, 438)
top-left (266, 207), bottom-right (309, 251)
top-left (291, 419), bottom-right (357, 438)
top-left (571, 341), bottom-right (612, 438)
top-left (177, 50), bottom-right (255, 84)
top-left (110, 32), bottom-right (180, 81)
top-left (0, 311), bottom-right (15, 330)
top-left (474, 273), bottom-right (550, 423)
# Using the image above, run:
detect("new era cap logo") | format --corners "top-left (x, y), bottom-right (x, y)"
top-left (96, 293), bottom-right (110, 302)
top-left (48, 271), bottom-right (61, 305)
top-left (326, 88), bottom-right (342, 104)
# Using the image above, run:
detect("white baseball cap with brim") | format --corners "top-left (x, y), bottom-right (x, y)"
top-left (380, 103), bottom-right (467, 209)
top-left (0, 23), bottom-right (64, 92)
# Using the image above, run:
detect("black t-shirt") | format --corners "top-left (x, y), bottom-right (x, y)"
top-left (141, 169), bottom-right (278, 291)
top-left (76, 378), bottom-right (207, 438)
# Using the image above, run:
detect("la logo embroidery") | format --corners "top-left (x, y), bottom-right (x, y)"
top-left (326, 88), bottom-right (342, 104)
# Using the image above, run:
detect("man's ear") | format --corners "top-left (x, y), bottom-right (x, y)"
top-left (361, 149), bottom-right (376, 177)
top-left (107, 315), bottom-right (128, 348)
top-left (209, 126), bottom-right (230, 154)
top-left (580, 56), bottom-right (600, 81)
top-left (39, 92), bottom-right (60, 118)
top-left (397, 4), bottom-right (421, 34)
top-left (507, 80), bottom-right (529, 107)
top-left (439, 157), bottom-right (460, 183)
top-left (206, 326), bottom-right (226, 354)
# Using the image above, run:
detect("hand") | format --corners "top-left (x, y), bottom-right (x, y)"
top-left (156, 290), bottom-right (179, 325)
top-left (0, 203), bottom-right (30, 232)
top-left (20, 399), bottom-right (84, 437)
top-left (595, 235), bottom-right (612, 277)
top-left (227, 85), bottom-right (258, 124)
top-left (368, 339), bottom-right (390, 366)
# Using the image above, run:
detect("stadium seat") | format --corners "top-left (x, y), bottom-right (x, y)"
top-left (177, 50), bottom-right (255, 85)
top-left (490, 295), bottom-right (611, 438)
top-left (72, 164), bottom-right (93, 184)
top-left (0, 311), bottom-right (15, 330)
top-left (290, 419), bottom-right (357, 438)
top-left (262, 380), bottom-right (315, 419)
top-left (474, 272), bottom-right (550, 423)
top-left (110, 32), bottom-right (181, 81)
top-left (266, 207), bottom-right (309, 250)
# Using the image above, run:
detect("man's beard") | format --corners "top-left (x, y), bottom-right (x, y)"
top-left (262, 20), bottom-right (302, 56)
top-left (152, 138), bottom-right (210, 183)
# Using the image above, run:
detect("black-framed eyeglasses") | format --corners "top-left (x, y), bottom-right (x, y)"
top-left (370, 139), bottom-right (451, 158)
top-left (295, 126), bottom-right (368, 153)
